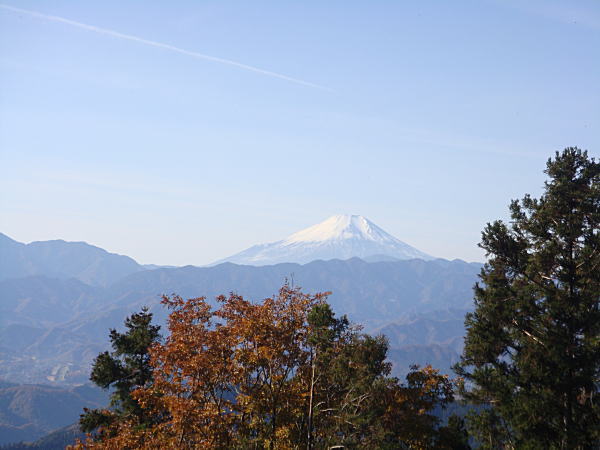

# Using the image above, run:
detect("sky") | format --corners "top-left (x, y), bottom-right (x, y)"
top-left (1, 0), bottom-right (599, 266)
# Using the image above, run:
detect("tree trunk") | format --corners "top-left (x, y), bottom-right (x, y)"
top-left (307, 349), bottom-right (316, 450)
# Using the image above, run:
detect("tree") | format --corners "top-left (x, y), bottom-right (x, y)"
top-left (75, 285), bottom-right (458, 449)
top-left (79, 307), bottom-right (161, 438)
top-left (81, 285), bottom-right (322, 449)
top-left (436, 415), bottom-right (471, 450)
top-left (306, 303), bottom-right (391, 447)
top-left (303, 302), bottom-right (459, 449)
top-left (455, 148), bottom-right (600, 449)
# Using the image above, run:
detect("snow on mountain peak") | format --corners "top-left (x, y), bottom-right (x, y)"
top-left (284, 215), bottom-right (393, 244)
top-left (213, 215), bottom-right (434, 266)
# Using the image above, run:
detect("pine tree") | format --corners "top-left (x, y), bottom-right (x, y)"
top-left (307, 303), bottom-right (456, 449)
top-left (436, 414), bottom-right (472, 449)
top-left (455, 148), bottom-right (600, 449)
top-left (79, 307), bottom-right (161, 436)
top-left (307, 303), bottom-right (391, 447)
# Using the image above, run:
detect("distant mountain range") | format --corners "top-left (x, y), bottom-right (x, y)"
top-left (0, 226), bottom-right (481, 446)
top-left (214, 215), bottom-right (433, 265)
top-left (0, 233), bottom-right (144, 287)
top-left (1, 257), bottom-right (480, 386)
top-left (0, 380), bottom-right (107, 446)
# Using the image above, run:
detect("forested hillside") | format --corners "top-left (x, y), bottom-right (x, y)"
top-left (1, 258), bottom-right (480, 385)
top-left (0, 382), bottom-right (107, 445)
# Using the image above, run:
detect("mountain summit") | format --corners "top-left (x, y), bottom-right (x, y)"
top-left (214, 215), bottom-right (433, 266)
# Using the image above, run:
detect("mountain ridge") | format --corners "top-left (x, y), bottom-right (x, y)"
top-left (0, 233), bottom-right (144, 287)
top-left (0, 257), bottom-right (481, 385)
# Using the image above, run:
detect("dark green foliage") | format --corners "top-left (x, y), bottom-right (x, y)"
top-left (436, 414), bottom-right (472, 449)
top-left (79, 307), bottom-right (160, 435)
top-left (455, 148), bottom-right (600, 448)
top-left (465, 408), bottom-right (510, 450)
top-left (307, 303), bottom-right (389, 447)
top-left (79, 408), bottom-right (114, 435)
top-left (307, 303), bottom-right (455, 448)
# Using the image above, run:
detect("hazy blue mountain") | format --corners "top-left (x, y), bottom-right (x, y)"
top-left (0, 276), bottom-right (105, 328)
top-left (0, 257), bottom-right (480, 385)
top-left (0, 423), bottom-right (84, 449)
top-left (373, 309), bottom-right (470, 378)
top-left (388, 344), bottom-right (462, 380)
top-left (374, 309), bottom-right (469, 351)
top-left (107, 258), bottom-right (479, 322)
top-left (0, 238), bottom-right (480, 445)
top-left (0, 382), bottom-right (107, 445)
top-left (0, 233), bottom-right (144, 286)
top-left (215, 215), bottom-right (433, 265)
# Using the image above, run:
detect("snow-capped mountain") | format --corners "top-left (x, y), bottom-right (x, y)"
top-left (214, 215), bottom-right (433, 266)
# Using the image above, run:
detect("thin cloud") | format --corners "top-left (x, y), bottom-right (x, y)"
top-left (0, 4), bottom-right (330, 90)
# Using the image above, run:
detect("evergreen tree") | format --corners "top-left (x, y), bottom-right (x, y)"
top-left (307, 303), bottom-right (456, 449)
top-left (436, 415), bottom-right (472, 450)
top-left (455, 148), bottom-right (600, 448)
top-left (307, 303), bottom-right (390, 447)
top-left (79, 307), bottom-right (161, 436)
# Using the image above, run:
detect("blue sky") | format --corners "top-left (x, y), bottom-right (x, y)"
top-left (1, 0), bottom-right (598, 265)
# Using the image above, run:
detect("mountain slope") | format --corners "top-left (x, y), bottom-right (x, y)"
top-left (0, 423), bottom-right (85, 449)
top-left (0, 276), bottom-right (105, 328)
top-left (215, 215), bottom-right (432, 265)
top-left (0, 258), bottom-right (480, 385)
top-left (0, 382), bottom-right (107, 445)
top-left (0, 233), bottom-right (144, 286)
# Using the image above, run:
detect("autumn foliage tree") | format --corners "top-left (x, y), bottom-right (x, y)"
top-left (75, 285), bottom-right (459, 449)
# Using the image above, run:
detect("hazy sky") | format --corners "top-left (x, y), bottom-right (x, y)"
top-left (1, 0), bottom-right (598, 265)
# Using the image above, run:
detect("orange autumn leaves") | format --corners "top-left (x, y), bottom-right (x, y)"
top-left (75, 285), bottom-right (457, 449)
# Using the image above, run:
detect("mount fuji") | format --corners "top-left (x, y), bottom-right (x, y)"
top-left (214, 215), bottom-right (433, 266)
